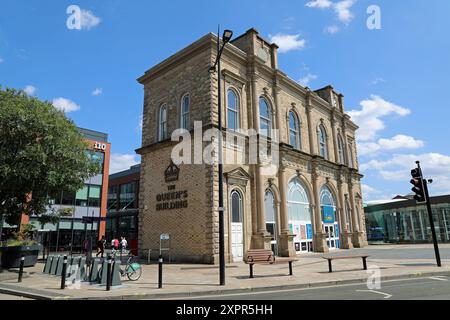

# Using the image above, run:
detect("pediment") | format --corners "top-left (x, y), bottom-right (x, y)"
top-left (224, 167), bottom-right (251, 187)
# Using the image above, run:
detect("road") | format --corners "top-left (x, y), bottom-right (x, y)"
top-left (187, 276), bottom-right (450, 300)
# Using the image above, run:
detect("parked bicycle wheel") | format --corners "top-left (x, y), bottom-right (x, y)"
top-left (126, 263), bottom-right (142, 281)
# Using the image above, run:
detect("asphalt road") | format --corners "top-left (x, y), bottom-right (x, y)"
top-left (188, 276), bottom-right (450, 300)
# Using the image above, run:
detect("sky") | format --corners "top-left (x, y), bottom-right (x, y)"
top-left (1, 0), bottom-right (449, 202)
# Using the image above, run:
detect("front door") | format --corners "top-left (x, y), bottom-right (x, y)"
top-left (325, 223), bottom-right (339, 249)
top-left (231, 223), bottom-right (243, 261)
top-left (231, 190), bottom-right (244, 262)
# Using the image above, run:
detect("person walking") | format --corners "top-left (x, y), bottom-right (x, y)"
top-left (96, 236), bottom-right (106, 258)
top-left (120, 236), bottom-right (128, 253)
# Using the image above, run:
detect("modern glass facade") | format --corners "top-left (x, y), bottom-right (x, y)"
top-left (105, 164), bottom-right (140, 254)
top-left (8, 127), bottom-right (111, 254)
top-left (365, 195), bottom-right (450, 244)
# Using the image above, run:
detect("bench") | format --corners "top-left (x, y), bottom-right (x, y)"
top-left (244, 249), bottom-right (298, 278)
top-left (322, 254), bottom-right (369, 273)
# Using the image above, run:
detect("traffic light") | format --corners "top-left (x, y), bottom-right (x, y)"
top-left (410, 168), bottom-right (426, 203)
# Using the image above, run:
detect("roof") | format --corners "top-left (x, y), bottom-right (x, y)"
top-left (109, 164), bottom-right (141, 180)
top-left (364, 194), bottom-right (450, 212)
top-left (78, 127), bottom-right (108, 142)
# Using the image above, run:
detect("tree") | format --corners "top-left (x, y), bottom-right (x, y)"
top-left (0, 87), bottom-right (101, 227)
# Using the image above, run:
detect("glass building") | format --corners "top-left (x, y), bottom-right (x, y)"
top-left (364, 194), bottom-right (450, 244)
top-left (105, 164), bottom-right (140, 255)
top-left (2, 128), bottom-right (111, 253)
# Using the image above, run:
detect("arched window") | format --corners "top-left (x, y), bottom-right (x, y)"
top-left (264, 189), bottom-right (276, 241)
top-left (231, 190), bottom-right (243, 223)
top-left (347, 142), bottom-right (354, 168)
top-left (227, 89), bottom-right (239, 131)
top-left (158, 104), bottom-right (167, 141)
top-left (180, 94), bottom-right (190, 130)
top-left (318, 124), bottom-right (328, 159)
top-left (288, 178), bottom-right (311, 222)
top-left (320, 186), bottom-right (336, 223)
top-left (259, 97), bottom-right (272, 137)
top-left (337, 134), bottom-right (345, 164)
top-left (288, 177), bottom-right (313, 252)
top-left (289, 111), bottom-right (300, 150)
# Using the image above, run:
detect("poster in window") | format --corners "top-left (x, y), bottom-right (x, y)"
top-left (306, 224), bottom-right (313, 240)
top-left (300, 225), bottom-right (307, 240)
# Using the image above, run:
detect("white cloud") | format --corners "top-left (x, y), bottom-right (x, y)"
top-left (80, 9), bottom-right (101, 30)
top-left (371, 77), bottom-right (385, 85)
top-left (92, 88), bottom-right (103, 96)
top-left (306, 0), bottom-right (357, 24)
top-left (298, 73), bottom-right (318, 87)
top-left (348, 95), bottom-right (411, 141)
top-left (362, 184), bottom-right (382, 197)
top-left (136, 115), bottom-right (143, 132)
top-left (23, 85), bottom-right (37, 96)
top-left (334, 0), bottom-right (356, 24)
top-left (109, 154), bottom-right (140, 174)
top-left (0, 57), bottom-right (4, 63)
top-left (360, 153), bottom-right (450, 194)
top-left (269, 33), bottom-right (306, 53)
top-left (52, 97), bottom-right (80, 113)
top-left (358, 135), bottom-right (425, 156)
top-left (324, 25), bottom-right (340, 34)
top-left (306, 0), bottom-right (333, 9)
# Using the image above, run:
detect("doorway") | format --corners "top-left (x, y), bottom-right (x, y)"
top-left (230, 190), bottom-right (244, 262)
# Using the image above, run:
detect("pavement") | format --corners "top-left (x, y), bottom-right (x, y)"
top-left (1, 244), bottom-right (450, 300)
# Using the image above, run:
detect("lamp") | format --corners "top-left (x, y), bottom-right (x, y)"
top-left (222, 30), bottom-right (233, 43)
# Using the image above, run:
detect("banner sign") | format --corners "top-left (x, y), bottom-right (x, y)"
top-left (322, 206), bottom-right (335, 223)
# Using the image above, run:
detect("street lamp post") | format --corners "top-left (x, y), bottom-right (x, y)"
top-left (210, 27), bottom-right (233, 286)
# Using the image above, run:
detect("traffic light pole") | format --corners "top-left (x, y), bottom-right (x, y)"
top-left (422, 179), bottom-right (441, 267)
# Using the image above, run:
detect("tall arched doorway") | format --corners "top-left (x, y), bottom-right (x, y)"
top-left (264, 189), bottom-right (278, 255)
top-left (320, 185), bottom-right (340, 249)
top-left (288, 178), bottom-right (313, 253)
top-left (230, 190), bottom-right (244, 261)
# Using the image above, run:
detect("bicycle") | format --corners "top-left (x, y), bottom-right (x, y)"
top-left (99, 250), bottom-right (142, 281)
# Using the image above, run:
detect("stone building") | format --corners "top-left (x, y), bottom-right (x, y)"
top-left (136, 28), bottom-right (368, 264)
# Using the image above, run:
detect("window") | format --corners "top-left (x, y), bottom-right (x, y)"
top-left (88, 185), bottom-right (101, 208)
top-left (159, 104), bottom-right (167, 141)
top-left (120, 183), bottom-right (136, 210)
top-left (320, 186), bottom-right (336, 223)
top-left (289, 111), bottom-right (300, 150)
top-left (75, 186), bottom-right (88, 207)
top-left (337, 134), bottom-right (345, 164)
top-left (265, 189), bottom-right (276, 241)
top-left (227, 89), bottom-right (240, 131)
top-left (259, 97), bottom-right (272, 137)
top-left (231, 190), bottom-right (243, 223)
top-left (348, 142), bottom-right (354, 168)
top-left (318, 125), bottom-right (328, 159)
top-left (288, 178), bottom-right (311, 222)
top-left (107, 185), bottom-right (118, 210)
top-left (181, 94), bottom-right (190, 130)
top-left (86, 150), bottom-right (105, 172)
top-left (61, 191), bottom-right (75, 206)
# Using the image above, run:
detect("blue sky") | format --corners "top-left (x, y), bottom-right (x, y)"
top-left (1, 0), bottom-right (449, 201)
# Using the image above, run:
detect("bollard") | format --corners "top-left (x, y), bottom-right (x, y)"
top-left (60, 255), bottom-right (67, 289)
top-left (106, 255), bottom-right (112, 291)
top-left (18, 255), bottom-right (25, 283)
top-left (158, 254), bottom-right (163, 289)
